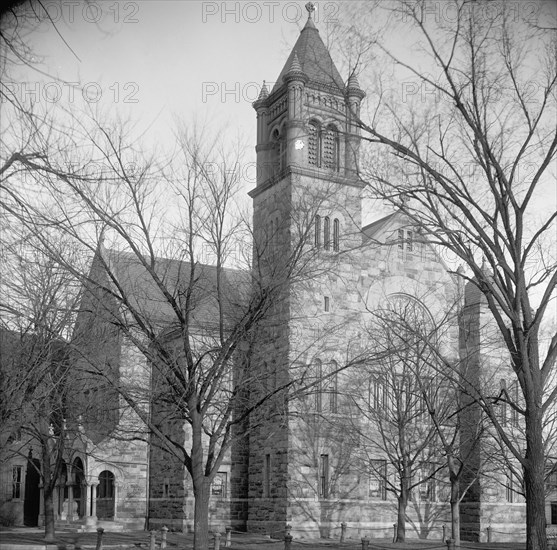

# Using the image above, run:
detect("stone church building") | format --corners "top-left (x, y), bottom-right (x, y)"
top-left (3, 5), bottom-right (544, 543)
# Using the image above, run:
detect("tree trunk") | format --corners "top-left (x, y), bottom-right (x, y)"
top-left (450, 500), bottom-right (460, 546)
top-left (43, 488), bottom-right (55, 542)
top-left (192, 478), bottom-right (211, 550)
top-left (190, 407), bottom-right (211, 550)
top-left (449, 465), bottom-right (460, 545)
top-left (524, 407), bottom-right (547, 550)
top-left (396, 492), bottom-right (407, 543)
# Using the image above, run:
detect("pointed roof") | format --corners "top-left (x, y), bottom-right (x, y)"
top-left (272, 7), bottom-right (344, 93)
top-left (362, 213), bottom-right (398, 240)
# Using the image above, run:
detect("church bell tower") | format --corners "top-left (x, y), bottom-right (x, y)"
top-left (243, 2), bottom-right (367, 536)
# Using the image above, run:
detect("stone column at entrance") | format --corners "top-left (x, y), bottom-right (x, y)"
top-left (113, 483), bottom-right (118, 520)
top-left (85, 483), bottom-right (97, 528)
top-left (67, 482), bottom-right (74, 523)
top-left (91, 483), bottom-right (98, 519)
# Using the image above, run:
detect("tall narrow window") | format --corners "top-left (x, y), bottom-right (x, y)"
top-left (333, 218), bottom-right (340, 251)
top-left (314, 215), bottom-right (321, 248)
top-left (98, 470), bottom-right (115, 499)
top-left (499, 379), bottom-right (508, 426)
top-left (308, 122), bottom-right (320, 167)
top-left (369, 459), bottom-right (387, 499)
top-left (314, 359), bottom-right (323, 412)
top-left (324, 217), bottom-right (331, 250)
top-left (319, 454), bottom-right (329, 498)
top-left (510, 381), bottom-right (519, 426)
top-left (369, 374), bottom-right (386, 410)
top-left (406, 231), bottom-right (413, 252)
top-left (324, 361), bottom-right (338, 413)
top-left (506, 470), bottom-right (515, 502)
top-left (264, 454), bottom-right (271, 497)
top-left (398, 229), bottom-right (405, 249)
top-left (324, 296), bottom-right (330, 312)
top-left (12, 466), bottom-right (22, 499)
top-left (322, 125), bottom-right (339, 171)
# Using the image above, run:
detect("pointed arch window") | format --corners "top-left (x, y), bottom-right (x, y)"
top-left (333, 218), bottom-right (340, 252)
top-left (323, 125), bottom-right (339, 171)
top-left (314, 215), bottom-right (321, 248)
top-left (324, 217), bottom-right (331, 250)
top-left (308, 121), bottom-right (320, 167)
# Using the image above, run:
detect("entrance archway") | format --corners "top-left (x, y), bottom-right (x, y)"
top-left (96, 471), bottom-right (115, 519)
top-left (23, 452), bottom-right (40, 526)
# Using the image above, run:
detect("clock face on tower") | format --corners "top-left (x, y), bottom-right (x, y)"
top-left (295, 139), bottom-right (305, 150)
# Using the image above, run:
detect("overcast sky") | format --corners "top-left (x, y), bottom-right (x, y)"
top-left (12, 1), bottom-right (339, 150)
top-left (4, 0), bottom-right (555, 229)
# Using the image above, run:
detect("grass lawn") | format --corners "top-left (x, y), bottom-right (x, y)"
top-left (0, 527), bottom-right (527, 550)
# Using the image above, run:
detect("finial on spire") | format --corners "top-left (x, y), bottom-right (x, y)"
top-left (288, 53), bottom-right (303, 73)
top-left (258, 80), bottom-right (269, 100)
top-left (283, 52), bottom-right (309, 84)
top-left (305, 2), bottom-right (316, 17)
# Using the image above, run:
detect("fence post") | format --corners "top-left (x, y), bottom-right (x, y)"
top-left (442, 524), bottom-right (446, 541)
top-left (95, 528), bottom-right (104, 550)
top-left (446, 539), bottom-right (455, 550)
top-left (160, 526), bottom-right (168, 549)
top-left (340, 522), bottom-right (347, 542)
top-left (392, 523), bottom-right (397, 543)
top-left (149, 529), bottom-right (156, 550)
top-left (361, 536), bottom-right (370, 550)
top-left (213, 532), bottom-right (221, 550)
top-left (225, 526), bottom-right (232, 547)
top-left (284, 524), bottom-right (293, 550)
top-left (487, 526), bottom-right (492, 543)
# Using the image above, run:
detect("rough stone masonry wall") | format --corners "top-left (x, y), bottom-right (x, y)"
top-left (459, 288), bottom-right (526, 542)
top-left (285, 213), bottom-right (458, 537)
top-left (245, 174), bottom-right (293, 537)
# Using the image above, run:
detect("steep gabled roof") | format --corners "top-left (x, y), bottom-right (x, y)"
top-left (89, 249), bottom-right (249, 332)
top-left (362, 213), bottom-right (398, 241)
top-left (272, 13), bottom-right (344, 93)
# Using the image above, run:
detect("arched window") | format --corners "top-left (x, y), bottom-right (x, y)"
top-left (324, 361), bottom-right (338, 413)
top-left (97, 470), bottom-right (115, 520)
top-left (333, 218), bottom-right (340, 251)
top-left (272, 128), bottom-right (286, 172)
top-left (314, 215), bottom-right (321, 248)
top-left (324, 217), bottom-right (331, 250)
top-left (98, 471), bottom-right (114, 499)
top-left (314, 359), bottom-right (322, 412)
top-left (308, 121), bottom-right (320, 167)
top-left (322, 125), bottom-right (339, 171)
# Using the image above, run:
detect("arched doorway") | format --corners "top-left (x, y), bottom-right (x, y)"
top-left (96, 471), bottom-right (115, 519)
top-left (72, 458), bottom-right (85, 518)
top-left (23, 451), bottom-right (40, 526)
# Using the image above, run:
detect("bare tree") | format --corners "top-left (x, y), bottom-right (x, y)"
top-left (1, 105), bottom-right (332, 548)
top-left (0, 231), bottom-right (86, 540)
top-left (340, 1), bottom-right (557, 547)
top-left (344, 295), bottom-right (452, 542)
